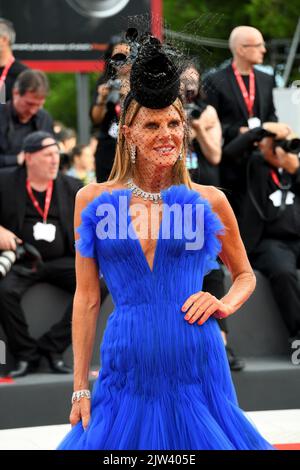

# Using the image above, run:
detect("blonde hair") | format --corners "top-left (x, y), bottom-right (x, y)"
top-left (108, 97), bottom-right (193, 189)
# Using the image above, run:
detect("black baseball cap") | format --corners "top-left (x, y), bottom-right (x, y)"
top-left (22, 131), bottom-right (59, 154)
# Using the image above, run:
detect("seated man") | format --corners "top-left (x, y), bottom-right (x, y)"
top-left (0, 131), bottom-right (82, 378)
top-left (0, 69), bottom-right (53, 170)
top-left (228, 130), bottom-right (300, 349)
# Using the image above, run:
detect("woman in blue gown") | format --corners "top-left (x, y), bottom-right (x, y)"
top-left (57, 33), bottom-right (274, 450)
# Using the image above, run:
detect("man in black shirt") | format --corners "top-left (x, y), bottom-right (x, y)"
top-left (0, 131), bottom-right (83, 378)
top-left (0, 17), bottom-right (27, 103)
top-left (0, 69), bottom-right (53, 170)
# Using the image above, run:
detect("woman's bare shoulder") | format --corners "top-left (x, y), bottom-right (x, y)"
top-left (190, 182), bottom-right (227, 210)
top-left (191, 182), bottom-right (238, 231)
top-left (76, 180), bottom-right (125, 205)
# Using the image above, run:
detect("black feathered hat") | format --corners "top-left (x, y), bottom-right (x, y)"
top-left (124, 33), bottom-right (183, 111)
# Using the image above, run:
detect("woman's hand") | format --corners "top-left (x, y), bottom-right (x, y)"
top-left (181, 291), bottom-right (234, 325)
top-left (69, 398), bottom-right (91, 431)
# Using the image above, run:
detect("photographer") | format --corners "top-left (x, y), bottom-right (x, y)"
top-left (180, 62), bottom-right (222, 186)
top-left (0, 131), bottom-right (82, 378)
top-left (228, 127), bottom-right (300, 347)
top-left (90, 38), bottom-right (131, 182)
top-left (222, 122), bottom-right (291, 215)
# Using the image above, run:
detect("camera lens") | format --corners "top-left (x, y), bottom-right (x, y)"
top-left (65, 0), bottom-right (130, 18)
top-left (0, 251), bottom-right (16, 278)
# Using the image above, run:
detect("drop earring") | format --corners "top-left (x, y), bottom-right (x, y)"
top-left (130, 145), bottom-right (136, 164)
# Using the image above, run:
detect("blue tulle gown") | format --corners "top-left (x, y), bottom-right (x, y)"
top-left (57, 184), bottom-right (274, 450)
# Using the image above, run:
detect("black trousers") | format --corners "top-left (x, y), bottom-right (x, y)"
top-left (250, 238), bottom-right (300, 337)
top-left (202, 268), bottom-right (228, 334)
top-left (0, 256), bottom-right (109, 362)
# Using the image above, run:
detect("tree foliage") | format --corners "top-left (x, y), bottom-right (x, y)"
top-left (163, 0), bottom-right (299, 38)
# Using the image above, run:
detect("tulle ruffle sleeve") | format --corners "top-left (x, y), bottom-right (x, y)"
top-left (202, 199), bottom-right (224, 275)
top-left (75, 197), bottom-right (99, 259)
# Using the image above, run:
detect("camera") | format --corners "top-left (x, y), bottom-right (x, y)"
top-left (184, 102), bottom-right (207, 121)
top-left (106, 78), bottom-right (122, 105)
top-left (0, 242), bottom-right (43, 279)
top-left (274, 138), bottom-right (300, 155)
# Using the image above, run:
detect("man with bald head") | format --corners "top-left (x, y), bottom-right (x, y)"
top-left (204, 25), bottom-right (277, 146)
top-left (229, 26), bottom-right (266, 71)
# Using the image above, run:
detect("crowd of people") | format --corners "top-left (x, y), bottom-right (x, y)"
top-left (0, 16), bottom-right (299, 380)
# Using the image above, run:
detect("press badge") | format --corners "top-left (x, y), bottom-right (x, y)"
top-left (269, 189), bottom-right (295, 207)
top-left (33, 222), bottom-right (56, 242)
top-left (247, 117), bottom-right (261, 129)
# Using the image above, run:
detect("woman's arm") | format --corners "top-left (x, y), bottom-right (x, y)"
top-left (191, 105), bottom-right (222, 166)
top-left (90, 83), bottom-right (110, 126)
top-left (69, 185), bottom-right (101, 429)
top-left (213, 188), bottom-right (256, 312)
top-left (181, 187), bottom-right (256, 325)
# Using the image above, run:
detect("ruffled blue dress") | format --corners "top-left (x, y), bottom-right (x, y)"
top-left (57, 184), bottom-right (274, 450)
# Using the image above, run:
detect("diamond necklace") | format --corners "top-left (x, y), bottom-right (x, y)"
top-left (126, 178), bottom-right (163, 204)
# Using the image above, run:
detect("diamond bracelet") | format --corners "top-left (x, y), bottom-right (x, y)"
top-left (71, 389), bottom-right (91, 404)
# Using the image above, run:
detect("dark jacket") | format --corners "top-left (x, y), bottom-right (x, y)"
top-left (0, 167), bottom-right (83, 256)
top-left (229, 152), bottom-right (300, 254)
top-left (0, 60), bottom-right (28, 102)
top-left (0, 102), bottom-right (54, 168)
top-left (203, 63), bottom-right (278, 145)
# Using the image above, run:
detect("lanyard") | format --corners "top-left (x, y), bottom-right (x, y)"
top-left (0, 56), bottom-right (15, 90)
top-left (26, 180), bottom-right (54, 223)
top-left (232, 61), bottom-right (255, 117)
top-left (270, 169), bottom-right (291, 191)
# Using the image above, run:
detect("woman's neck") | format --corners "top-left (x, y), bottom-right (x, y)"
top-left (131, 164), bottom-right (174, 193)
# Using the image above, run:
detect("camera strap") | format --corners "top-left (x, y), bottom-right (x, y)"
top-left (269, 169), bottom-right (292, 191)
top-left (247, 158), bottom-right (291, 222)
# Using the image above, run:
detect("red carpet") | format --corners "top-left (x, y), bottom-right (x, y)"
top-left (274, 443), bottom-right (300, 450)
